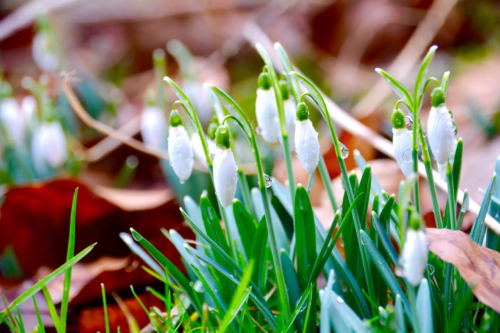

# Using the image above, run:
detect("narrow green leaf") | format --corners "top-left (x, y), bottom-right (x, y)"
top-left (32, 296), bottom-right (46, 333)
top-left (60, 188), bottom-right (78, 331)
top-left (250, 216), bottom-right (268, 292)
top-left (360, 231), bottom-right (413, 328)
top-left (282, 283), bottom-right (313, 333)
top-left (185, 245), bottom-right (277, 329)
top-left (486, 157), bottom-right (500, 249)
top-left (232, 200), bottom-right (257, 260)
top-left (415, 45), bottom-right (437, 101)
top-left (470, 173), bottom-right (497, 244)
top-left (375, 68), bottom-right (413, 107)
top-left (294, 185), bottom-right (317, 289)
top-left (371, 212), bottom-right (398, 265)
top-left (416, 279), bottom-right (433, 333)
top-left (41, 284), bottom-right (62, 333)
top-left (219, 261), bottom-right (254, 332)
top-left (281, 250), bottom-right (302, 330)
top-left (200, 194), bottom-right (229, 254)
top-left (395, 294), bottom-right (406, 333)
top-left (15, 308), bottom-right (25, 333)
top-left (129, 228), bottom-right (203, 316)
top-left (102, 284), bottom-right (110, 333)
top-left (0, 243), bottom-right (96, 323)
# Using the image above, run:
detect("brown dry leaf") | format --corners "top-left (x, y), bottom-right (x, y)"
top-left (427, 228), bottom-right (500, 313)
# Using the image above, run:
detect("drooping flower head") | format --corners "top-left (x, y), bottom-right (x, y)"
top-left (213, 125), bottom-right (238, 207)
top-left (255, 69), bottom-right (280, 143)
top-left (167, 109), bottom-right (194, 183)
top-left (295, 102), bottom-right (320, 174)
top-left (140, 102), bottom-right (167, 149)
top-left (392, 107), bottom-right (413, 177)
top-left (427, 87), bottom-right (457, 180)
top-left (280, 78), bottom-right (296, 151)
top-left (398, 211), bottom-right (428, 287)
top-left (32, 120), bottom-right (68, 176)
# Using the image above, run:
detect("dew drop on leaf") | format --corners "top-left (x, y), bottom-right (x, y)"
top-left (263, 174), bottom-right (273, 188)
top-left (336, 296), bottom-right (344, 303)
top-left (339, 142), bottom-right (349, 159)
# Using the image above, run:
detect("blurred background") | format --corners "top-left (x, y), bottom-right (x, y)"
top-left (1, 0), bottom-right (500, 331)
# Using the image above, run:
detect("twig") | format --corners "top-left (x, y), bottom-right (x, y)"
top-left (351, 0), bottom-right (459, 117)
top-left (245, 23), bottom-right (500, 235)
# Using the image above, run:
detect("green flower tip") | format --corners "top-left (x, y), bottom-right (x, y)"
top-left (296, 102), bottom-right (309, 121)
top-left (215, 125), bottom-right (230, 148)
top-left (153, 48), bottom-right (165, 60)
top-left (279, 80), bottom-right (289, 100)
top-left (207, 122), bottom-right (218, 141)
top-left (431, 87), bottom-right (446, 107)
top-left (169, 109), bottom-right (183, 127)
top-left (258, 72), bottom-right (271, 90)
top-left (391, 108), bottom-right (406, 129)
top-left (408, 212), bottom-right (422, 231)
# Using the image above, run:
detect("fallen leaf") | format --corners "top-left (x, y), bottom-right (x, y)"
top-left (427, 228), bottom-right (500, 313)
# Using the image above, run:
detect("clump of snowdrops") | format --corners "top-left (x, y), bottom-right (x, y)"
top-left (2, 44), bottom-right (500, 333)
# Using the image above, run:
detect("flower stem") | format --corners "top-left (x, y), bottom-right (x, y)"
top-left (318, 155), bottom-right (338, 212)
top-left (291, 71), bottom-right (377, 316)
top-left (212, 87), bottom-right (292, 320)
top-left (256, 44), bottom-right (295, 204)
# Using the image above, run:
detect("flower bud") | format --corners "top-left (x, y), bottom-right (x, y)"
top-left (398, 212), bottom-right (428, 287)
top-left (140, 105), bottom-right (167, 149)
top-left (168, 110), bottom-right (193, 183)
top-left (295, 103), bottom-right (319, 174)
top-left (0, 98), bottom-right (25, 148)
top-left (255, 72), bottom-right (280, 143)
top-left (391, 108), bottom-right (413, 177)
top-left (427, 90), bottom-right (457, 181)
top-left (32, 120), bottom-right (67, 175)
top-left (32, 31), bottom-right (59, 72)
top-left (213, 125), bottom-right (238, 207)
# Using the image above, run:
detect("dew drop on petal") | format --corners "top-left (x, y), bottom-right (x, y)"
top-left (336, 296), bottom-right (344, 303)
top-left (256, 126), bottom-right (263, 135)
top-left (405, 115), bottom-right (413, 130)
top-left (263, 174), bottom-right (273, 188)
top-left (180, 179), bottom-right (185, 184)
top-left (395, 264), bottom-right (404, 277)
top-left (402, 149), bottom-right (412, 163)
top-left (339, 142), bottom-right (349, 159)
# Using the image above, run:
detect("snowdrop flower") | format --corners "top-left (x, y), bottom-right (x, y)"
top-left (280, 80), bottom-right (296, 151)
top-left (32, 31), bottom-right (60, 72)
top-left (295, 102), bottom-right (319, 174)
top-left (398, 212), bottom-right (428, 287)
top-left (168, 110), bottom-right (194, 183)
top-left (21, 95), bottom-right (38, 131)
top-left (140, 105), bottom-right (167, 149)
top-left (255, 71), bottom-right (280, 143)
top-left (427, 88), bottom-right (457, 181)
top-left (191, 117), bottom-right (218, 166)
top-left (392, 108), bottom-right (413, 177)
top-left (0, 98), bottom-right (25, 147)
top-left (32, 120), bottom-right (67, 175)
top-left (213, 125), bottom-right (238, 207)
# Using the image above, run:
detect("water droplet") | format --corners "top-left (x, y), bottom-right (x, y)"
top-left (180, 179), bottom-right (185, 184)
top-left (402, 149), bottom-right (412, 163)
top-left (339, 238), bottom-right (344, 248)
top-left (339, 142), bottom-right (349, 159)
top-left (395, 264), bottom-right (405, 277)
top-left (427, 264), bottom-right (435, 276)
top-left (256, 126), bottom-right (263, 135)
top-left (405, 115), bottom-right (413, 130)
top-left (189, 282), bottom-right (194, 286)
top-left (267, 261), bottom-right (272, 270)
top-left (263, 174), bottom-right (273, 188)
top-left (422, 128), bottom-right (427, 137)
top-left (336, 296), bottom-right (344, 303)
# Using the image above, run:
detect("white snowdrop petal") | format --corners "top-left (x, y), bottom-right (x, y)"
top-left (427, 104), bottom-right (457, 178)
top-left (392, 128), bottom-right (413, 177)
top-left (283, 99), bottom-right (296, 151)
top-left (31, 121), bottom-right (68, 174)
top-left (191, 133), bottom-right (214, 167)
top-left (255, 88), bottom-right (280, 143)
top-left (140, 106), bottom-right (167, 149)
top-left (0, 98), bottom-right (25, 147)
top-left (168, 125), bottom-right (194, 182)
top-left (295, 119), bottom-right (320, 174)
top-left (213, 148), bottom-right (238, 207)
top-left (32, 32), bottom-right (59, 72)
top-left (400, 229), bottom-right (428, 286)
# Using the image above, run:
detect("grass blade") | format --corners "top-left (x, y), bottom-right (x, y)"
top-left (0, 243), bottom-right (96, 323)
top-left (102, 284), bottom-right (110, 333)
top-left (32, 296), bottom-right (46, 333)
top-left (41, 283), bottom-right (61, 333)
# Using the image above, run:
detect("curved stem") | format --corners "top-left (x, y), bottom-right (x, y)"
top-left (165, 77), bottom-right (213, 168)
top-left (210, 85), bottom-right (292, 320)
top-left (256, 44), bottom-right (296, 204)
top-left (290, 71), bottom-right (377, 316)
